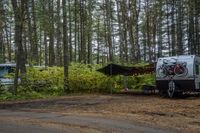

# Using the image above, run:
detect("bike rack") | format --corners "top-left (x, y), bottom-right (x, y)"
top-left (168, 79), bottom-right (175, 98)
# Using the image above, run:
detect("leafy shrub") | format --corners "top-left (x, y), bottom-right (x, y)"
top-left (23, 64), bottom-right (154, 93)
top-left (0, 63), bottom-right (155, 100)
top-left (20, 64), bottom-right (108, 94)
top-left (0, 84), bottom-right (5, 95)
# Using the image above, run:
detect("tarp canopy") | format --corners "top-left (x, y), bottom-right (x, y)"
top-left (97, 63), bottom-right (155, 76)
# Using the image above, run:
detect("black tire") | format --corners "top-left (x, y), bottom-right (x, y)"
top-left (159, 89), bottom-right (168, 97)
top-left (173, 91), bottom-right (183, 98)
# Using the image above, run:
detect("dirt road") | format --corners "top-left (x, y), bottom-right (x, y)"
top-left (0, 94), bottom-right (199, 133)
top-left (0, 110), bottom-right (173, 133)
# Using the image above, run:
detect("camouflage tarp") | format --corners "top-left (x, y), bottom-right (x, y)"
top-left (97, 63), bottom-right (155, 76)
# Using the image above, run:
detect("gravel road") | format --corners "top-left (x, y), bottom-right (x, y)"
top-left (1, 94), bottom-right (198, 133)
top-left (0, 109), bottom-right (176, 133)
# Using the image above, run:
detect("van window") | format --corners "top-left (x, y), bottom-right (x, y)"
top-left (8, 67), bottom-right (15, 73)
top-left (196, 65), bottom-right (199, 75)
top-left (0, 67), bottom-right (8, 78)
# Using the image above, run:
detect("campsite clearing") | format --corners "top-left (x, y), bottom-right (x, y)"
top-left (0, 94), bottom-right (200, 133)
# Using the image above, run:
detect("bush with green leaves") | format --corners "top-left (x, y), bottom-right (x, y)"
top-left (0, 83), bottom-right (5, 95)
top-left (0, 63), bottom-right (155, 100)
top-left (21, 63), bottom-right (155, 94)
top-left (22, 64), bottom-right (113, 95)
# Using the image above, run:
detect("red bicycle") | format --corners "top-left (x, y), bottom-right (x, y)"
top-left (157, 58), bottom-right (188, 78)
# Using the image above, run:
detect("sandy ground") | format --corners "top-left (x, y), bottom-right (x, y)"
top-left (0, 94), bottom-right (200, 133)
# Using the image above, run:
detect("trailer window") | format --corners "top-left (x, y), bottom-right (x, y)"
top-left (196, 65), bottom-right (199, 75)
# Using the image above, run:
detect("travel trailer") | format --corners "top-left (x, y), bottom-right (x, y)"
top-left (156, 55), bottom-right (200, 97)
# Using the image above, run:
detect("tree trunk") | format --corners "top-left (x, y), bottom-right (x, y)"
top-left (32, 0), bottom-right (38, 64)
top-left (48, 0), bottom-right (55, 66)
top-left (56, 0), bottom-right (62, 66)
top-left (74, 0), bottom-right (78, 62)
top-left (171, 0), bottom-right (176, 56)
top-left (87, 1), bottom-right (93, 64)
top-left (116, 0), bottom-right (123, 63)
top-left (5, 20), bottom-right (12, 62)
top-left (121, 0), bottom-right (128, 63)
top-left (157, 0), bottom-right (163, 58)
top-left (134, 0), bottom-right (141, 62)
top-left (68, 0), bottom-right (73, 62)
top-left (39, 28), bottom-right (42, 66)
top-left (188, 0), bottom-right (195, 54)
top-left (194, 0), bottom-right (200, 55)
top-left (146, 0), bottom-right (152, 62)
top-left (0, 1), bottom-right (4, 63)
top-left (80, 0), bottom-right (87, 63)
top-left (97, 18), bottom-right (100, 64)
top-left (166, 0), bottom-right (171, 56)
top-left (105, 0), bottom-right (113, 62)
top-left (11, 0), bottom-right (27, 95)
top-left (176, 0), bottom-right (184, 55)
top-left (63, 0), bottom-right (70, 93)
top-left (44, 31), bottom-right (48, 66)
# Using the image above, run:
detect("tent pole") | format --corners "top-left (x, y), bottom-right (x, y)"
top-left (110, 64), bottom-right (112, 95)
top-left (124, 76), bottom-right (128, 90)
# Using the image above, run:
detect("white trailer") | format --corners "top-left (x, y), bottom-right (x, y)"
top-left (156, 55), bottom-right (200, 97)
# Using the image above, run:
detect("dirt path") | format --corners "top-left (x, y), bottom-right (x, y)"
top-left (0, 94), bottom-right (199, 132)
top-left (0, 110), bottom-right (174, 133)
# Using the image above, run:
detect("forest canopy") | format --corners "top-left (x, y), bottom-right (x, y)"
top-left (0, 0), bottom-right (199, 65)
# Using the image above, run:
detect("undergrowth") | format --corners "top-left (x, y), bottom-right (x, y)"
top-left (0, 63), bottom-right (155, 101)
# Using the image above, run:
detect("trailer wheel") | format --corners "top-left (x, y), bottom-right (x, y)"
top-left (158, 89), bottom-right (168, 97)
top-left (174, 91), bottom-right (183, 98)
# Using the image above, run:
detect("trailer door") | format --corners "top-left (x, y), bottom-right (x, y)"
top-left (195, 61), bottom-right (200, 90)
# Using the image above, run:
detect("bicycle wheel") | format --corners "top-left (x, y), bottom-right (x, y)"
top-left (174, 65), bottom-right (188, 77)
top-left (157, 67), bottom-right (167, 78)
